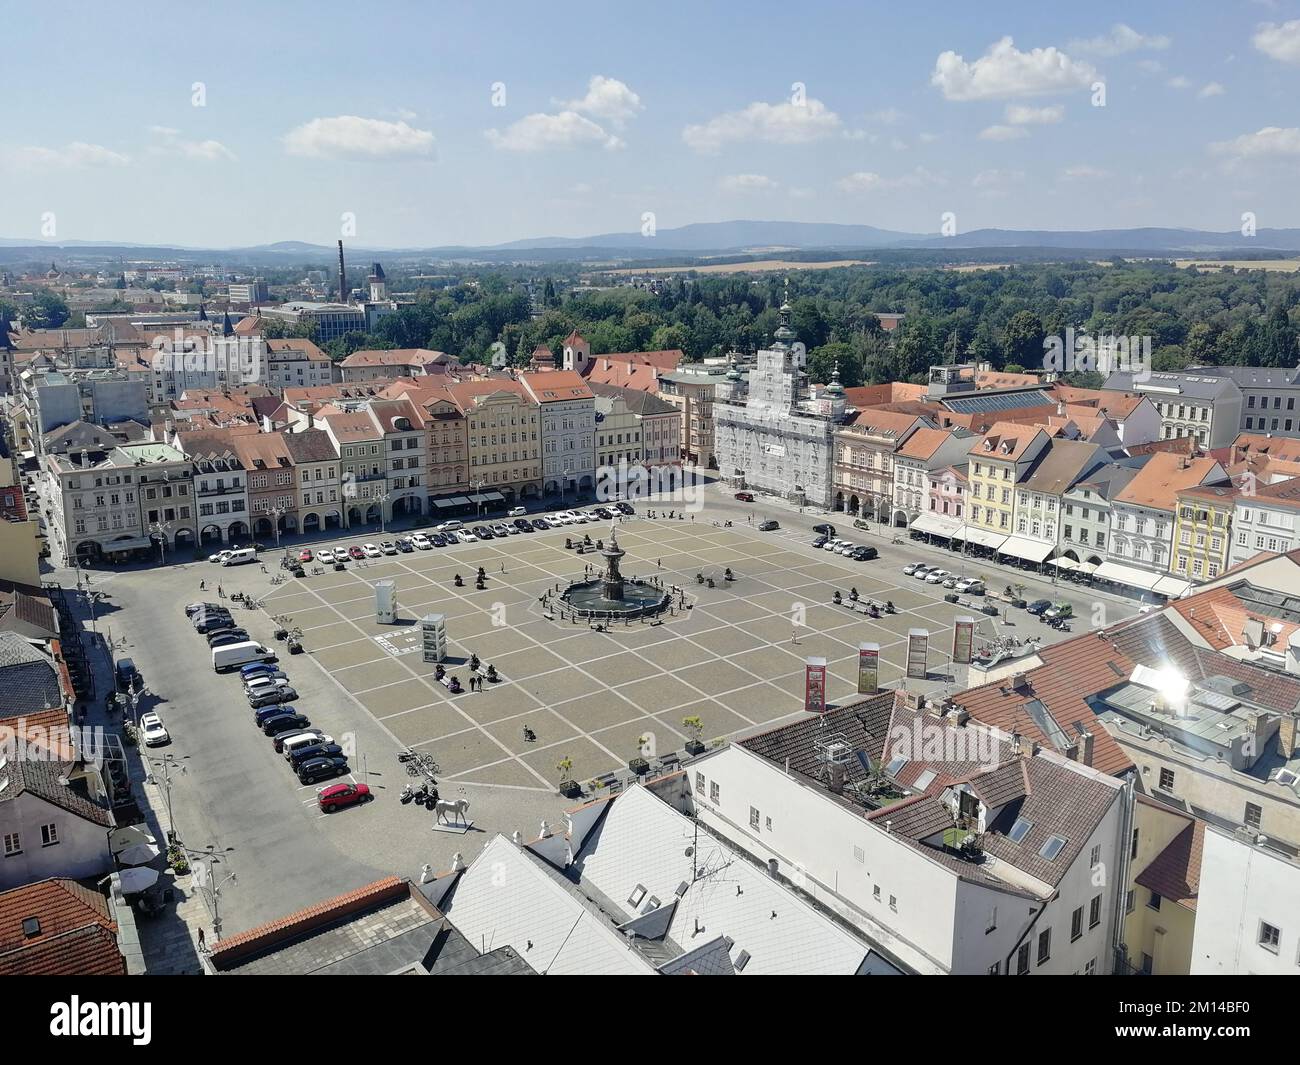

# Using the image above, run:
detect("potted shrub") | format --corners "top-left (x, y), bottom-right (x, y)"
top-left (556, 756), bottom-right (580, 797)
top-left (682, 715), bottom-right (706, 756)
top-left (628, 735), bottom-right (651, 775)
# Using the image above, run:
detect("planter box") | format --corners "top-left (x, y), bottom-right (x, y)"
top-left (684, 739), bottom-right (706, 756)
top-left (558, 780), bottom-right (581, 798)
top-left (628, 757), bottom-right (650, 775)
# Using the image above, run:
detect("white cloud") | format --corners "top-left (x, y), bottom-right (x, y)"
top-left (788, 186), bottom-right (816, 200)
top-left (1167, 75), bottom-right (1192, 90)
top-left (979, 124), bottom-right (1029, 141)
top-left (1136, 58), bottom-right (1165, 74)
top-left (283, 115), bottom-right (435, 159)
top-left (559, 75), bottom-right (643, 125)
top-left (837, 167), bottom-right (944, 193)
top-left (1005, 104), bottom-right (1064, 125)
top-left (486, 111), bottom-right (623, 152)
top-left (866, 107), bottom-right (905, 124)
top-left (1198, 82), bottom-right (1226, 99)
top-left (1254, 20), bottom-right (1300, 64)
top-left (12, 142), bottom-right (131, 170)
top-left (1210, 126), bottom-right (1300, 159)
top-left (1060, 165), bottom-right (1111, 181)
top-left (931, 37), bottom-right (1097, 101)
top-left (149, 127), bottom-right (236, 161)
top-left (1069, 24), bottom-right (1170, 57)
top-left (682, 97), bottom-right (841, 153)
top-left (971, 168), bottom-right (1025, 196)
top-left (718, 173), bottom-right (779, 193)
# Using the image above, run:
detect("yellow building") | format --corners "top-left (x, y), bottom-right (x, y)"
top-left (965, 423), bottom-right (1049, 544)
top-left (448, 380), bottom-right (542, 506)
top-left (1120, 796), bottom-right (1201, 975)
top-left (1173, 483), bottom-right (1236, 584)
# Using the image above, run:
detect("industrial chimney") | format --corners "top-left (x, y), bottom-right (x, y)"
top-left (337, 240), bottom-right (347, 304)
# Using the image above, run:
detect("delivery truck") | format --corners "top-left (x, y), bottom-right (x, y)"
top-left (212, 640), bottom-right (277, 674)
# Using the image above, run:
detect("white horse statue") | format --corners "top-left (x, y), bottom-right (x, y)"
top-left (435, 798), bottom-right (471, 825)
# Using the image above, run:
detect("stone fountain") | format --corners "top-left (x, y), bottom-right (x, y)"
top-left (558, 524), bottom-right (671, 621)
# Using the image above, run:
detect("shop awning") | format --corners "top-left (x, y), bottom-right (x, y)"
top-left (432, 497), bottom-right (457, 509)
top-left (1153, 575), bottom-right (1194, 598)
top-left (1075, 561), bottom-right (1099, 575)
top-left (446, 496), bottom-right (472, 507)
top-left (959, 526), bottom-right (1008, 551)
top-left (101, 536), bottom-right (154, 552)
top-left (1047, 556), bottom-right (1078, 571)
top-left (998, 536), bottom-right (1056, 563)
top-left (1093, 560), bottom-right (1162, 591)
top-left (910, 513), bottom-right (961, 537)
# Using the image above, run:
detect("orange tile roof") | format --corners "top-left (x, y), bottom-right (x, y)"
top-left (894, 427), bottom-right (952, 460)
top-left (1114, 453), bottom-right (1224, 512)
top-left (0, 879), bottom-right (123, 976)
top-left (519, 369), bottom-right (594, 401)
top-left (967, 421), bottom-right (1046, 462)
top-left (585, 359), bottom-right (661, 393)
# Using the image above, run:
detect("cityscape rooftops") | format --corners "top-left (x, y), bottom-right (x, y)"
top-left (1113, 452), bottom-right (1225, 512)
top-left (0, 879), bottom-right (124, 977)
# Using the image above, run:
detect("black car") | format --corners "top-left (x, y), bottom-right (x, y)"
top-left (429, 532), bottom-right (448, 547)
top-left (194, 614), bottom-right (234, 634)
top-left (205, 624), bottom-right (247, 641)
top-left (812, 535), bottom-right (828, 549)
top-left (1026, 599), bottom-right (1052, 615)
top-left (513, 518), bottom-right (532, 532)
top-left (813, 523), bottom-right (837, 537)
top-left (253, 702), bottom-right (300, 725)
top-left (531, 518), bottom-right (550, 531)
top-left (473, 525), bottom-right (493, 540)
top-left (287, 742), bottom-right (345, 769)
top-left (208, 631), bottom-right (251, 649)
top-left (614, 502), bottom-right (634, 515)
top-left (185, 602), bottom-right (220, 617)
top-left (395, 538), bottom-right (414, 553)
top-left (594, 507), bottom-right (614, 520)
top-left (262, 712), bottom-right (311, 736)
top-left (851, 546), bottom-right (879, 561)
top-left (297, 755), bottom-right (349, 784)
top-left (114, 658), bottom-right (138, 692)
top-left (758, 520), bottom-right (780, 532)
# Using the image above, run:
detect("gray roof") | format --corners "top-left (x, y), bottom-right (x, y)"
top-left (0, 633), bottom-right (64, 717)
top-left (588, 382), bottom-right (679, 416)
top-left (1103, 371), bottom-right (1238, 399)
top-left (0, 757), bottom-right (115, 827)
top-left (943, 389), bottom-right (1054, 415)
top-left (1067, 462), bottom-right (1142, 502)
top-left (1189, 365), bottom-right (1300, 389)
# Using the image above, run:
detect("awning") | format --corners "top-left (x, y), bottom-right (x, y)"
top-left (446, 496), bottom-right (472, 507)
top-left (960, 526), bottom-right (1008, 550)
top-left (1093, 560), bottom-right (1162, 591)
top-left (998, 536), bottom-right (1056, 563)
top-left (432, 497), bottom-right (457, 509)
top-left (1048, 556), bottom-right (1078, 571)
top-left (910, 513), bottom-right (962, 537)
top-left (1153, 575), bottom-right (1194, 598)
top-left (101, 536), bottom-right (154, 552)
top-left (483, 490), bottom-right (505, 502)
top-left (1075, 561), bottom-right (1099, 575)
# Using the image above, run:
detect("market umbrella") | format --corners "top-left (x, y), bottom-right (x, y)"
top-left (116, 867), bottom-right (159, 894)
top-left (109, 824), bottom-right (155, 855)
top-left (117, 843), bottom-right (161, 866)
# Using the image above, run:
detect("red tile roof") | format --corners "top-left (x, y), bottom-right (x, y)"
top-left (1113, 452), bottom-right (1225, 512)
top-left (0, 879), bottom-right (123, 976)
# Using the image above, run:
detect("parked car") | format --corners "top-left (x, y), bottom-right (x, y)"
top-left (925, 568), bottom-right (951, 584)
top-left (185, 602), bottom-right (220, 617)
top-left (208, 550), bottom-right (232, 564)
top-left (507, 506), bottom-right (527, 518)
top-left (1026, 599), bottom-right (1052, 615)
top-left (395, 538), bottom-right (414, 553)
top-left (208, 631), bottom-right (252, 649)
top-left (244, 676), bottom-right (292, 696)
top-left (242, 668), bottom-right (288, 685)
top-left (513, 518), bottom-right (533, 533)
top-left (263, 712), bottom-right (311, 736)
top-left (813, 522), bottom-right (837, 538)
top-left (318, 781), bottom-right (371, 812)
top-left (436, 520), bottom-right (463, 532)
top-left (835, 542), bottom-right (856, 556)
top-left (491, 524), bottom-right (512, 537)
top-left (194, 614), bottom-right (234, 634)
top-left (287, 742), bottom-right (345, 769)
top-left (316, 549), bottom-right (335, 564)
top-left (139, 712), bottom-right (170, 747)
top-left (248, 685), bottom-right (299, 709)
top-left (297, 548), bottom-right (314, 563)
top-left (904, 563), bottom-right (930, 579)
top-left (734, 491), bottom-right (755, 502)
top-left (429, 532), bottom-right (448, 547)
top-left (411, 533), bottom-right (432, 550)
top-left (114, 658), bottom-right (138, 691)
top-left (1044, 603), bottom-right (1074, 621)
top-left (593, 507), bottom-right (614, 520)
top-left (955, 577), bottom-right (985, 595)
top-left (455, 530), bottom-right (477, 544)
top-left (348, 545), bottom-right (365, 560)
top-left (758, 520), bottom-right (779, 532)
top-left (823, 539), bottom-right (843, 552)
top-left (276, 729), bottom-right (331, 755)
top-left (614, 502), bottom-right (635, 516)
top-left (473, 525), bottom-right (493, 540)
top-left (379, 541), bottom-right (397, 555)
top-left (254, 702), bottom-right (299, 726)
top-left (362, 543), bottom-right (382, 558)
top-left (297, 755), bottom-right (350, 784)
top-left (851, 546), bottom-right (879, 561)
top-left (812, 536), bottom-right (828, 549)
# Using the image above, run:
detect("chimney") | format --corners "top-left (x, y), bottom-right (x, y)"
top-left (828, 761), bottom-right (844, 794)
top-left (1278, 713), bottom-right (1299, 760)
top-left (1078, 730), bottom-right (1094, 767)
top-left (337, 240), bottom-right (347, 303)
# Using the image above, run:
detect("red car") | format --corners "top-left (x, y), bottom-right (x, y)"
top-left (348, 545), bottom-right (365, 560)
top-left (318, 782), bottom-right (371, 812)
top-left (298, 548), bottom-right (314, 563)
top-left (734, 491), bottom-right (755, 502)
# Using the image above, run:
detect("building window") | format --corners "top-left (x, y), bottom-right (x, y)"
top-left (710, 781), bottom-right (720, 804)
top-left (1037, 928), bottom-right (1051, 965)
top-left (1125, 889), bottom-right (1135, 914)
top-left (2, 832), bottom-right (19, 855)
top-left (694, 772), bottom-right (704, 794)
top-left (1245, 803), bottom-right (1263, 831)
top-left (749, 806), bottom-right (760, 830)
top-left (1089, 894), bottom-right (1102, 929)
top-left (1071, 906), bottom-right (1083, 942)
top-left (1085, 958), bottom-right (1097, 975)
top-left (889, 894), bottom-right (897, 912)
top-left (40, 823), bottom-right (59, 847)
top-left (1148, 891), bottom-right (1162, 911)
top-left (873, 884), bottom-right (881, 901)
top-left (1016, 942), bottom-right (1030, 975)
top-left (1159, 767), bottom-right (1175, 791)
top-left (1259, 921), bottom-right (1281, 954)
top-left (1090, 844), bottom-right (1101, 868)
top-left (987, 961), bottom-right (1001, 975)
top-left (1131, 828), bottom-right (1139, 860)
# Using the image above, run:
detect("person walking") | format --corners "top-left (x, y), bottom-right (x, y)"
top-left (199, 579), bottom-right (205, 590)
top-left (197, 928), bottom-right (207, 953)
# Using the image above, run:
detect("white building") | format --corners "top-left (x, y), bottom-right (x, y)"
top-left (519, 370), bottom-right (596, 497)
top-left (1191, 826), bottom-right (1300, 974)
top-left (689, 693), bottom-right (1131, 975)
top-left (1229, 478), bottom-right (1300, 567)
top-left (714, 303), bottom-right (847, 507)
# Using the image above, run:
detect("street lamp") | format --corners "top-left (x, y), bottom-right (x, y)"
top-left (148, 519), bottom-right (174, 567)
top-left (268, 506), bottom-right (285, 551)
top-left (374, 490), bottom-right (391, 534)
top-left (190, 846), bottom-right (237, 943)
top-left (145, 752), bottom-right (187, 842)
top-left (473, 479), bottom-right (486, 521)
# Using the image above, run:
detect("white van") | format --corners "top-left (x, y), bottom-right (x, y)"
top-left (212, 641), bottom-right (277, 674)
top-left (507, 506), bottom-right (527, 518)
top-left (281, 731), bottom-right (333, 760)
top-left (222, 547), bottom-right (257, 566)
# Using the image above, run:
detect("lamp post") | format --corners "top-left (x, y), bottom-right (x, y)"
top-left (268, 506), bottom-right (285, 551)
top-left (190, 846), bottom-right (237, 943)
top-left (374, 490), bottom-right (391, 534)
top-left (148, 519), bottom-right (174, 567)
top-left (146, 752), bottom-right (187, 841)
top-left (473, 479), bottom-right (486, 521)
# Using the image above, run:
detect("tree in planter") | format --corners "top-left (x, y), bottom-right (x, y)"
top-left (556, 756), bottom-right (579, 796)
top-left (681, 715), bottom-right (706, 755)
top-left (629, 735), bottom-right (651, 774)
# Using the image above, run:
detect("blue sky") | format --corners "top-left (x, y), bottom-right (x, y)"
top-left (3, 0), bottom-right (1299, 247)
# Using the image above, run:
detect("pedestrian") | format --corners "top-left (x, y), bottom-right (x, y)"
top-left (500, 562), bottom-right (506, 574)
top-left (656, 558), bottom-right (661, 568)
top-left (197, 928), bottom-right (207, 952)
top-left (199, 579), bottom-right (205, 590)
top-left (217, 584), bottom-right (224, 599)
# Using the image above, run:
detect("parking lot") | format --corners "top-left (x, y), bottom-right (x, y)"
top-left (72, 488), bottom-right (1137, 937)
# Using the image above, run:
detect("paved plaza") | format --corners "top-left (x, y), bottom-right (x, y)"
top-left (262, 516), bottom-right (1014, 790)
